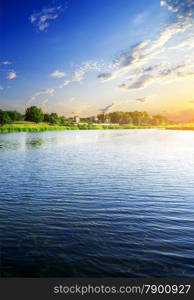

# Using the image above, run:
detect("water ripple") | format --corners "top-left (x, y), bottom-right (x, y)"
top-left (0, 130), bottom-right (194, 277)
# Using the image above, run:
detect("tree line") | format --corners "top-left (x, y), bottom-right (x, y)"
top-left (0, 106), bottom-right (172, 126)
top-left (97, 111), bottom-right (172, 125)
top-left (0, 106), bottom-right (70, 126)
top-left (0, 109), bottom-right (23, 125)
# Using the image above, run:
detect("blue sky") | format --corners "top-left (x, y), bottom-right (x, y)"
top-left (1, 0), bottom-right (194, 121)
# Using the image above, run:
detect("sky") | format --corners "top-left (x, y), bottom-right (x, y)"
top-left (0, 0), bottom-right (194, 121)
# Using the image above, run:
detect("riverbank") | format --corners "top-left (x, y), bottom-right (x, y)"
top-left (0, 121), bottom-right (194, 133)
top-left (0, 121), bottom-right (161, 133)
top-left (166, 123), bottom-right (194, 130)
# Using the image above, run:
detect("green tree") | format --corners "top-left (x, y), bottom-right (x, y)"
top-left (109, 112), bottom-right (123, 123)
top-left (44, 113), bottom-right (62, 124)
top-left (43, 113), bottom-right (50, 123)
top-left (25, 106), bottom-right (44, 123)
top-left (60, 117), bottom-right (68, 126)
top-left (120, 112), bottom-right (133, 124)
top-left (0, 109), bottom-right (12, 125)
top-left (151, 114), bottom-right (169, 125)
top-left (49, 113), bottom-right (61, 124)
top-left (97, 113), bottom-right (106, 123)
top-left (140, 111), bottom-right (150, 125)
top-left (7, 111), bottom-right (23, 122)
top-left (130, 111), bottom-right (143, 125)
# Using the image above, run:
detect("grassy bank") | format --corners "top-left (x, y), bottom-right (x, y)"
top-left (1, 121), bottom-right (194, 133)
top-left (165, 123), bottom-right (194, 130)
top-left (0, 121), bottom-right (158, 133)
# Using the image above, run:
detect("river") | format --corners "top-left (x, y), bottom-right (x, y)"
top-left (0, 129), bottom-right (194, 277)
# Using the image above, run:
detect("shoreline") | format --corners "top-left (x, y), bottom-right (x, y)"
top-left (0, 126), bottom-right (163, 134)
top-left (1, 123), bottom-right (194, 133)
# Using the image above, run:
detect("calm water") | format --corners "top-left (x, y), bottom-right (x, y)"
top-left (0, 129), bottom-right (194, 277)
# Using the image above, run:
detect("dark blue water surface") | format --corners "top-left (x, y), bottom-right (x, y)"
top-left (0, 129), bottom-right (194, 277)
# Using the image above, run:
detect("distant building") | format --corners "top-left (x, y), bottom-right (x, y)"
top-left (74, 115), bottom-right (80, 123)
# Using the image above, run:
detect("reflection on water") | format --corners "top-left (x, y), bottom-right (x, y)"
top-left (0, 134), bottom-right (54, 151)
top-left (0, 140), bottom-right (19, 151)
top-left (0, 130), bottom-right (194, 277)
top-left (26, 138), bottom-right (44, 148)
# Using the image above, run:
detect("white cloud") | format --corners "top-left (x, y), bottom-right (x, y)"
top-left (100, 102), bottom-right (117, 113)
top-left (7, 71), bottom-right (17, 80)
top-left (26, 88), bottom-right (55, 105)
top-left (33, 88), bottom-right (55, 100)
top-left (99, 98), bottom-right (136, 113)
top-left (38, 98), bottom-right (49, 107)
top-left (59, 79), bottom-right (71, 88)
top-left (144, 22), bottom-right (191, 56)
top-left (97, 11), bottom-right (194, 96)
top-left (72, 70), bottom-right (85, 82)
top-left (0, 86), bottom-right (6, 90)
top-left (96, 40), bottom-right (154, 82)
top-left (118, 63), bottom-right (194, 90)
top-left (100, 21), bottom-right (190, 82)
top-left (1, 61), bottom-right (12, 65)
top-left (160, 0), bottom-right (194, 17)
top-left (168, 35), bottom-right (194, 50)
top-left (160, 1), bottom-right (178, 13)
top-left (42, 98), bottom-right (49, 104)
top-left (133, 11), bottom-right (149, 26)
top-left (29, 2), bottom-right (67, 32)
top-left (38, 88), bottom-right (55, 95)
top-left (97, 72), bottom-right (113, 81)
top-left (60, 60), bottom-right (102, 88)
top-left (126, 75), bottom-right (154, 90)
top-left (136, 97), bottom-right (148, 103)
top-left (99, 96), bottom-right (151, 114)
top-left (50, 70), bottom-right (66, 78)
